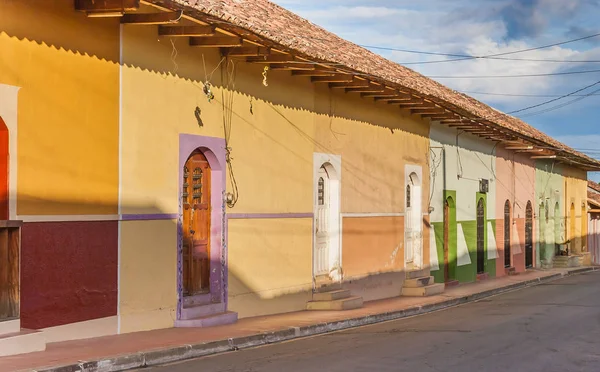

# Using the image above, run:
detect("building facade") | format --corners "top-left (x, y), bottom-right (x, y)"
top-left (1, 0), bottom-right (598, 357)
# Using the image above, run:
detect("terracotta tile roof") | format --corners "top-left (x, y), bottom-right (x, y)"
top-left (169, 0), bottom-right (600, 170)
top-left (588, 181), bottom-right (600, 207)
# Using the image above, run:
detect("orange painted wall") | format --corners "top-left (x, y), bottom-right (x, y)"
top-left (342, 216), bottom-right (405, 278)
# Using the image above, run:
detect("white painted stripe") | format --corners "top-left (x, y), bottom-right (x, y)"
top-left (429, 224), bottom-right (440, 271)
top-left (487, 221), bottom-right (498, 259)
top-left (342, 212), bottom-right (405, 218)
top-left (457, 223), bottom-right (471, 266)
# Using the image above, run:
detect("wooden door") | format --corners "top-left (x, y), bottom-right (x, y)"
top-left (182, 151), bottom-right (211, 296)
top-left (504, 200), bottom-right (511, 268)
top-left (443, 199), bottom-right (450, 282)
top-left (315, 167), bottom-right (330, 276)
top-left (476, 199), bottom-right (485, 274)
top-left (525, 202), bottom-right (533, 268)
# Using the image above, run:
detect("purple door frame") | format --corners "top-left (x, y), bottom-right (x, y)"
top-left (178, 134), bottom-right (227, 319)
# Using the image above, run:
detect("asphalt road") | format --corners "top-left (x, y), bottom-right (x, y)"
top-left (143, 271), bottom-right (600, 372)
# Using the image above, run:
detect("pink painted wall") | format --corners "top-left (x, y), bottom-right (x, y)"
top-left (495, 147), bottom-right (536, 275)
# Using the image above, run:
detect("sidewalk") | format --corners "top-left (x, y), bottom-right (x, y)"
top-left (1, 267), bottom-right (597, 372)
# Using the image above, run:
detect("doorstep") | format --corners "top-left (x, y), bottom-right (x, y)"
top-left (1, 267), bottom-right (597, 372)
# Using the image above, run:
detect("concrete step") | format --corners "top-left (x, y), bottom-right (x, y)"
top-left (505, 267), bottom-right (519, 276)
top-left (306, 296), bottom-right (364, 311)
top-left (406, 268), bottom-right (430, 280)
top-left (404, 276), bottom-right (435, 288)
top-left (553, 255), bottom-right (581, 268)
top-left (476, 272), bottom-right (489, 281)
top-left (174, 311), bottom-right (238, 328)
top-left (313, 289), bottom-right (351, 301)
top-left (402, 283), bottom-right (444, 297)
top-left (181, 302), bottom-right (225, 320)
top-left (445, 280), bottom-right (460, 288)
top-left (0, 329), bottom-right (46, 357)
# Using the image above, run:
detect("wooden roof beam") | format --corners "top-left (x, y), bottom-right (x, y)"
top-left (270, 63), bottom-right (317, 71)
top-left (421, 112), bottom-right (457, 119)
top-left (121, 11), bottom-right (183, 25)
top-left (292, 70), bottom-right (337, 77)
top-left (247, 55), bottom-right (296, 64)
top-left (410, 107), bottom-right (445, 115)
top-left (373, 95), bottom-right (411, 102)
top-left (311, 75), bottom-right (354, 83)
top-left (361, 92), bottom-right (401, 98)
top-left (329, 80), bottom-right (371, 89)
top-left (515, 148), bottom-right (545, 153)
top-left (75, 0), bottom-right (139, 14)
top-left (190, 36), bottom-right (243, 48)
top-left (158, 25), bottom-right (215, 37)
top-left (222, 47), bottom-right (271, 57)
top-left (532, 155), bottom-right (557, 159)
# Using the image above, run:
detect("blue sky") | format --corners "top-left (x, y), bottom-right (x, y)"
top-left (272, 0), bottom-right (600, 180)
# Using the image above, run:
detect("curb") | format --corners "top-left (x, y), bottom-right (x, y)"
top-left (34, 268), bottom-right (597, 372)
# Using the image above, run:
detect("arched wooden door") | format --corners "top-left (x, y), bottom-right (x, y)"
top-left (525, 201), bottom-right (533, 268)
top-left (476, 198), bottom-right (485, 274)
top-left (443, 199), bottom-right (450, 282)
top-left (182, 151), bottom-right (211, 296)
top-left (504, 200), bottom-right (511, 268)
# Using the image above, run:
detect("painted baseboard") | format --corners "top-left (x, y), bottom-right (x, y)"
top-left (41, 316), bottom-right (118, 343)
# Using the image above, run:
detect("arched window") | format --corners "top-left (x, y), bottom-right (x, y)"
top-left (504, 200), bottom-right (511, 268)
top-left (406, 184), bottom-right (411, 208)
top-left (317, 177), bottom-right (325, 205)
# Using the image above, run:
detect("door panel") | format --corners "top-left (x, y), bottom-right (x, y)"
top-left (443, 200), bottom-right (449, 282)
top-left (182, 152), bottom-right (211, 296)
top-left (315, 167), bottom-right (329, 276)
top-left (525, 202), bottom-right (533, 268)
top-left (476, 199), bottom-right (485, 274)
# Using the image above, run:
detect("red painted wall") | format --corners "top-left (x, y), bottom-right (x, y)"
top-left (20, 221), bottom-right (118, 329)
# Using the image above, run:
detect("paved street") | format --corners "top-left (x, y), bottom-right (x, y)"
top-left (144, 271), bottom-right (600, 372)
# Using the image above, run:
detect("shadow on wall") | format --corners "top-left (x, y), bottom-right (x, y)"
top-left (16, 195), bottom-right (438, 327)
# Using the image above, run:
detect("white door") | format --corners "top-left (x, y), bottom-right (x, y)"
top-left (315, 167), bottom-right (330, 276)
top-left (412, 185), bottom-right (423, 268)
top-left (405, 181), bottom-right (423, 268)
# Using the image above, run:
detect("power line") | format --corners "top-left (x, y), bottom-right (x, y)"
top-left (359, 32), bottom-right (600, 65)
top-left (507, 79), bottom-right (600, 114)
top-left (461, 91), bottom-right (600, 98)
top-left (400, 56), bottom-right (600, 65)
top-left (429, 68), bottom-right (600, 79)
top-left (517, 86), bottom-right (600, 118)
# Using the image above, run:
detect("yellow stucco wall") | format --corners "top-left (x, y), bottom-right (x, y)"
top-left (563, 166), bottom-right (588, 253)
top-left (227, 218), bottom-right (313, 318)
top-left (118, 18), bottom-right (432, 323)
top-left (119, 219), bottom-right (177, 333)
top-left (0, 0), bottom-right (119, 215)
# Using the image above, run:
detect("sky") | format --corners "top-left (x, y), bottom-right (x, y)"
top-left (271, 0), bottom-right (600, 181)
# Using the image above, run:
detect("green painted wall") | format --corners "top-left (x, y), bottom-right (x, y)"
top-left (432, 192), bottom-right (496, 283)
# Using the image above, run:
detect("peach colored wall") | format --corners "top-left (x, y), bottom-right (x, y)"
top-left (495, 147), bottom-right (536, 275)
top-left (342, 216), bottom-right (405, 278)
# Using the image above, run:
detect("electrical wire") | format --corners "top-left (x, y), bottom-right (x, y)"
top-left (517, 86), bottom-right (600, 118)
top-left (358, 32), bottom-right (600, 64)
top-left (507, 78), bottom-right (600, 115)
top-left (461, 91), bottom-right (600, 98)
top-left (428, 68), bottom-right (600, 79)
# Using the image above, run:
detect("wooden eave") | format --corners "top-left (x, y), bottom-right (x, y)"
top-left (74, 0), bottom-right (600, 171)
